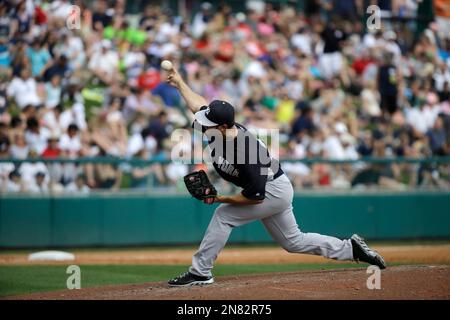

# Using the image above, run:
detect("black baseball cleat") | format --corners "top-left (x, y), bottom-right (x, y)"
top-left (351, 234), bottom-right (387, 269)
top-left (168, 271), bottom-right (214, 287)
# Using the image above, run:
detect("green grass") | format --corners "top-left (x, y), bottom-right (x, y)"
top-left (0, 263), bottom-right (373, 297)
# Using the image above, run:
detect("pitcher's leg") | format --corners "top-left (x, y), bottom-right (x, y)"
top-left (190, 199), bottom-right (283, 277)
top-left (261, 206), bottom-right (353, 261)
top-left (189, 205), bottom-right (232, 277)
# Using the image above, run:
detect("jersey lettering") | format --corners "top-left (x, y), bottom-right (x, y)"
top-left (217, 156), bottom-right (239, 177)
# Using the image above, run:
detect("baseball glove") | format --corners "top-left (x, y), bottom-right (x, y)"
top-left (184, 170), bottom-right (217, 200)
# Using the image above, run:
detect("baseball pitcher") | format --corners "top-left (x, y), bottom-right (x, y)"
top-left (165, 65), bottom-right (386, 287)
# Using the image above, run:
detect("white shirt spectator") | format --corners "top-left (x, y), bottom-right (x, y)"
top-left (160, 42), bottom-right (178, 57)
top-left (243, 61), bottom-right (267, 79)
top-left (323, 135), bottom-right (345, 159)
top-left (127, 133), bottom-right (144, 157)
top-left (156, 22), bottom-right (179, 43)
top-left (166, 163), bottom-right (188, 182)
top-left (42, 111), bottom-right (64, 137)
top-left (291, 33), bottom-right (312, 56)
top-left (59, 133), bottom-right (81, 156)
top-left (127, 134), bottom-right (157, 158)
top-left (361, 88), bottom-right (381, 117)
top-left (433, 67), bottom-right (450, 92)
top-left (385, 41), bottom-right (402, 64)
top-left (283, 142), bottom-right (311, 177)
top-left (124, 51), bottom-right (145, 69)
top-left (405, 107), bottom-right (428, 134)
top-left (49, 0), bottom-right (72, 20)
top-left (10, 144), bottom-right (29, 159)
top-left (422, 104), bottom-right (440, 130)
top-left (191, 10), bottom-right (210, 39)
top-left (19, 162), bottom-right (49, 185)
top-left (25, 127), bottom-right (51, 155)
top-left (44, 82), bottom-right (61, 109)
top-left (88, 49), bottom-right (119, 78)
top-left (286, 78), bottom-right (304, 100)
top-left (65, 182), bottom-right (90, 194)
top-left (27, 181), bottom-right (49, 194)
top-left (5, 179), bottom-right (21, 193)
top-left (147, 42), bottom-right (164, 58)
top-left (59, 103), bottom-right (87, 131)
top-left (0, 162), bottom-right (14, 186)
top-left (55, 36), bottom-right (86, 70)
top-left (341, 134), bottom-right (359, 160)
top-left (362, 63), bottom-right (379, 86)
top-left (7, 77), bottom-right (42, 109)
top-left (362, 33), bottom-right (385, 49)
top-left (124, 93), bottom-right (160, 118)
top-left (407, 104), bottom-right (440, 134)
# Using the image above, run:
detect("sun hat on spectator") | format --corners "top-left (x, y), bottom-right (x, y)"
top-left (47, 132), bottom-right (60, 141)
top-left (201, 2), bottom-right (212, 11)
top-left (101, 39), bottom-right (112, 49)
top-left (384, 30), bottom-right (397, 41)
top-left (334, 122), bottom-right (348, 134)
top-left (340, 133), bottom-right (356, 145)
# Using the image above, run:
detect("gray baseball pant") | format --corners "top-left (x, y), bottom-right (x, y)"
top-left (189, 174), bottom-right (354, 277)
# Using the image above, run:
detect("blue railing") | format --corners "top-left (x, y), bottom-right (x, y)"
top-left (1, 156), bottom-right (450, 165)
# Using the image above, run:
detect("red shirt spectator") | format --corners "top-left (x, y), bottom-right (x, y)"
top-left (41, 137), bottom-right (61, 158)
top-left (352, 57), bottom-right (374, 75)
top-left (137, 69), bottom-right (161, 90)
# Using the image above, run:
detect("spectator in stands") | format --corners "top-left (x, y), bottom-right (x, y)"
top-left (88, 39), bottom-right (118, 85)
top-left (2, 169), bottom-right (24, 193)
top-left (65, 174), bottom-right (90, 194)
top-left (427, 115), bottom-right (449, 155)
top-left (0, 1), bottom-right (448, 192)
top-left (59, 123), bottom-right (81, 158)
top-left (9, 132), bottom-right (28, 159)
top-left (130, 146), bottom-right (166, 189)
top-left (44, 74), bottom-right (62, 109)
top-left (42, 134), bottom-right (61, 158)
top-left (7, 68), bottom-right (42, 109)
top-left (27, 171), bottom-right (49, 194)
top-left (25, 117), bottom-right (50, 155)
top-left (42, 54), bottom-right (69, 83)
top-left (27, 37), bottom-right (52, 78)
top-left (318, 19), bottom-right (346, 80)
top-left (146, 111), bottom-right (171, 152)
top-left (0, 121), bottom-right (9, 156)
top-left (123, 87), bottom-right (163, 121)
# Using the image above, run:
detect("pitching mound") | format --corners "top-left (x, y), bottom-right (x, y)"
top-left (6, 265), bottom-right (450, 300)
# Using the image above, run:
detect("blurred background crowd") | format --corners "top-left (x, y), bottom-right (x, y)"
top-left (0, 0), bottom-right (449, 194)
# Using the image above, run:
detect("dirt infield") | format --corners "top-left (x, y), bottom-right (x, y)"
top-left (6, 265), bottom-right (450, 300)
top-left (1, 244), bottom-right (450, 265)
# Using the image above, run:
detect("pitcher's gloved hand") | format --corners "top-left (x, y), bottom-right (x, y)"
top-left (203, 197), bottom-right (216, 205)
top-left (183, 170), bottom-right (217, 201)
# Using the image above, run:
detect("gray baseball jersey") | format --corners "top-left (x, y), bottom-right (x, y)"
top-left (189, 124), bottom-right (354, 277)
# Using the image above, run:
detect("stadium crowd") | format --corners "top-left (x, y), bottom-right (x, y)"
top-left (0, 0), bottom-right (449, 194)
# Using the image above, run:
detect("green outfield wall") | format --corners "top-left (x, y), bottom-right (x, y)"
top-left (1, 192), bottom-right (450, 248)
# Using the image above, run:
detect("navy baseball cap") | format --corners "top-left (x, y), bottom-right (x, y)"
top-left (194, 100), bottom-right (235, 128)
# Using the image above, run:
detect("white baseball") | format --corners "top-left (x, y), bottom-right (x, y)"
top-left (161, 60), bottom-right (173, 71)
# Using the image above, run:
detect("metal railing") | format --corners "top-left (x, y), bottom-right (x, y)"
top-left (1, 156), bottom-right (449, 195)
top-left (2, 156), bottom-right (450, 165)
